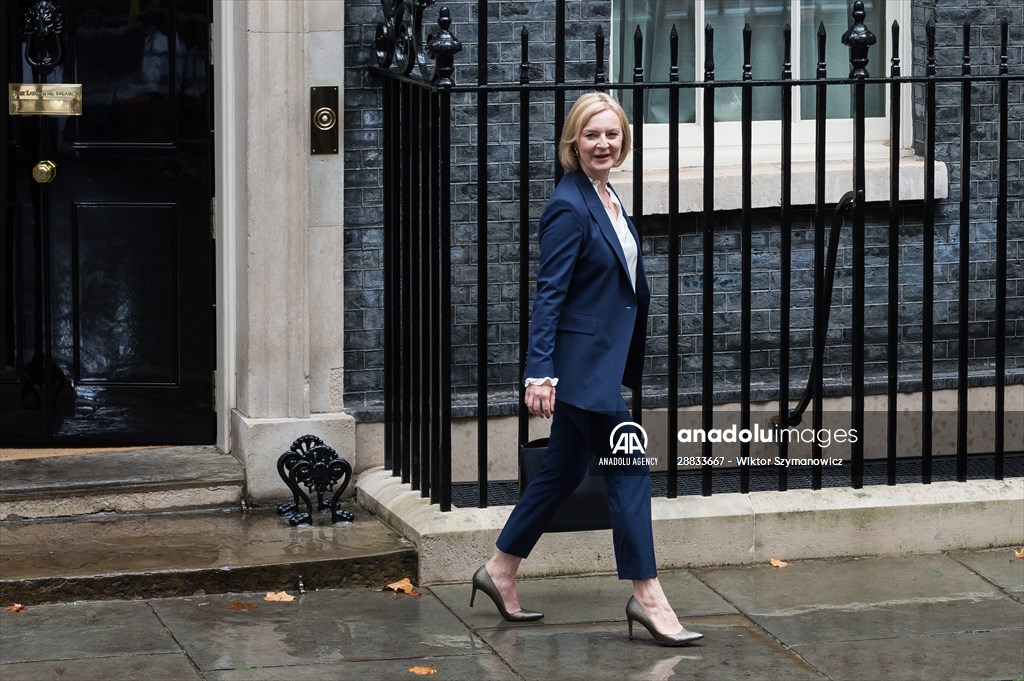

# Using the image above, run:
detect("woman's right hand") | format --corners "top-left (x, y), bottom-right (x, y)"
top-left (525, 383), bottom-right (556, 419)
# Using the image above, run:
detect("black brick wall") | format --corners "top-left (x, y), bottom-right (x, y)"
top-left (908, 0), bottom-right (1024, 395)
top-left (344, 1), bottom-right (1023, 420)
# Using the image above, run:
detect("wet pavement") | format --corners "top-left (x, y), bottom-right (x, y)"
top-left (1, 549), bottom-right (1021, 681)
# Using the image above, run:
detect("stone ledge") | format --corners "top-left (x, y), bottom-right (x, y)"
top-left (0, 509), bottom-right (416, 604)
top-left (0, 447), bottom-right (244, 521)
top-left (614, 155), bottom-right (950, 215)
top-left (0, 487), bottom-right (243, 522)
top-left (356, 467), bottom-right (1023, 585)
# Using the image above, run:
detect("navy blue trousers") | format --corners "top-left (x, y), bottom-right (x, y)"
top-left (496, 399), bottom-right (657, 580)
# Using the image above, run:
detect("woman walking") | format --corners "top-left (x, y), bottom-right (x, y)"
top-left (470, 92), bottom-right (703, 646)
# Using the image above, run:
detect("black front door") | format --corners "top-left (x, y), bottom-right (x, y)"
top-left (2, 0), bottom-right (214, 445)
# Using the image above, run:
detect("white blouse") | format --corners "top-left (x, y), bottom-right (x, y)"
top-left (590, 177), bottom-right (637, 292)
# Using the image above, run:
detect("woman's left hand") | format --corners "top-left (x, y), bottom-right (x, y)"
top-left (525, 383), bottom-right (556, 419)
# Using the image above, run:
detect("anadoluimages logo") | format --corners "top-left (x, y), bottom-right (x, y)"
top-left (609, 421), bottom-right (648, 455)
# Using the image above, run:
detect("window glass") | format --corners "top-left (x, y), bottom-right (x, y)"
top-left (799, 0), bottom-right (886, 119)
top-left (706, 0), bottom-right (790, 122)
top-left (613, 1), bottom-right (695, 124)
top-left (614, 0), bottom-right (888, 124)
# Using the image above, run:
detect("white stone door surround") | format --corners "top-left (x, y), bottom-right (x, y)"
top-left (214, 0), bottom-right (353, 502)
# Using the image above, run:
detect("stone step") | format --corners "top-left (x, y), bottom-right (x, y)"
top-left (0, 447), bottom-right (245, 520)
top-left (0, 508), bottom-right (417, 604)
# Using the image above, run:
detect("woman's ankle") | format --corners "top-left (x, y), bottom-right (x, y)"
top-left (631, 577), bottom-right (665, 603)
top-left (488, 550), bottom-right (522, 580)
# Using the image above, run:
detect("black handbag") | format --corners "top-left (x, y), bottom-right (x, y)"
top-left (518, 438), bottom-right (612, 533)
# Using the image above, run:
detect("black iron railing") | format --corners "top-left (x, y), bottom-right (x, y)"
top-left (370, 1), bottom-right (1020, 511)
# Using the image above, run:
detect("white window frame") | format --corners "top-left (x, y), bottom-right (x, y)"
top-left (610, 0), bottom-right (914, 170)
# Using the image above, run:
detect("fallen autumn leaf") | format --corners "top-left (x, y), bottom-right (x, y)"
top-left (4, 603), bottom-right (27, 613)
top-left (1015, 548), bottom-right (1024, 559)
top-left (378, 577), bottom-right (422, 596)
top-left (264, 591), bottom-right (295, 602)
top-left (230, 600), bottom-right (258, 611)
top-left (769, 558), bottom-right (789, 568)
top-left (409, 666), bottom-right (437, 675)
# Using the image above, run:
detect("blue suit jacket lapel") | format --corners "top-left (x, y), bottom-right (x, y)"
top-left (570, 171), bottom-right (634, 286)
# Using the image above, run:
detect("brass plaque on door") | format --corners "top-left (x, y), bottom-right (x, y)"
top-left (9, 83), bottom-right (83, 116)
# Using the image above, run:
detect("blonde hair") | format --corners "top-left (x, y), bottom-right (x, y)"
top-left (558, 92), bottom-right (632, 173)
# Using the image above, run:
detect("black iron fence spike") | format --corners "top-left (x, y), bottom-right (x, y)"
top-left (784, 23), bottom-right (792, 66)
top-left (704, 23), bottom-right (714, 77)
top-left (634, 24), bottom-right (644, 81)
top-left (520, 26), bottom-right (529, 84)
top-left (743, 23), bottom-right (752, 78)
top-left (1001, 19), bottom-right (1009, 69)
top-left (963, 20), bottom-right (971, 66)
top-left (891, 20), bottom-right (900, 66)
top-left (671, 23), bottom-right (679, 72)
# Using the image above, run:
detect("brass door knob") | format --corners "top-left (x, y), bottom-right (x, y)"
top-left (32, 160), bottom-right (57, 183)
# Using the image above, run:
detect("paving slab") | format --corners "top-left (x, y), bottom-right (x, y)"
top-left (694, 554), bottom-right (1024, 645)
top-left (429, 569), bottom-right (736, 630)
top-left (0, 654), bottom-right (203, 681)
top-left (0, 601), bottom-right (179, 664)
top-left (695, 554), bottom-right (1004, 614)
top-left (949, 547), bottom-right (1024, 600)
top-left (205, 654), bottom-right (520, 681)
top-left (791, 629), bottom-right (1024, 681)
top-left (149, 589), bottom-right (482, 673)
top-left (0, 510), bottom-right (416, 603)
top-left (733, 595), bottom-right (1023, 645)
top-left (475, 615), bottom-right (827, 681)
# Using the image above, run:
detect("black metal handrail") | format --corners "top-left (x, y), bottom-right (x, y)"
top-left (788, 191), bottom-right (855, 427)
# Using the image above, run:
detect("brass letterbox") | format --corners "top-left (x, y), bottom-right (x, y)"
top-left (9, 83), bottom-right (83, 116)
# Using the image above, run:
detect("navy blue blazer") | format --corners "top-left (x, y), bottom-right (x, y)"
top-left (523, 170), bottom-right (651, 413)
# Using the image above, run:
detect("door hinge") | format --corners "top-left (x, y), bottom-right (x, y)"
top-left (209, 25), bottom-right (215, 66)
top-left (210, 196), bottom-right (217, 238)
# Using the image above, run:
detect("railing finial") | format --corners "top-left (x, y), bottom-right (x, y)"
top-left (375, 1), bottom-right (460, 82)
top-left (427, 6), bottom-right (462, 86)
top-left (842, 0), bottom-right (876, 78)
